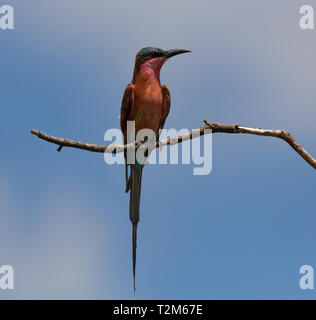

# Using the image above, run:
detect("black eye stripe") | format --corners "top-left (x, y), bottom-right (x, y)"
top-left (150, 52), bottom-right (163, 58)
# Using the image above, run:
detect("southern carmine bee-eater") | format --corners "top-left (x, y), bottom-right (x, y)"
top-left (120, 47), bottom-right (191, 292)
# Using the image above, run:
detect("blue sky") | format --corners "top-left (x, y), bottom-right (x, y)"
top-left (0, 0), bottom-right (315, 299)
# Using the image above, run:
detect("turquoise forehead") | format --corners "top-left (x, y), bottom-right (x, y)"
top-left (138, 47), bottom-right (164, 56)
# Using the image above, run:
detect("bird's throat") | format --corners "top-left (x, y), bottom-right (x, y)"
top-left (137, 57), bottom-right (165, 82)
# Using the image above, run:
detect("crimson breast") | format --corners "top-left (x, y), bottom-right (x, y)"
top-left (131, 77), bottom-right (163, 134)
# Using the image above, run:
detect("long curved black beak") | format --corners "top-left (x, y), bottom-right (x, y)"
top-left (164, 49), bottom-right (191, 59)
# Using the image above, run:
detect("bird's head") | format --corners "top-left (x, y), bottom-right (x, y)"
top-left (134, 47), bottom-right (191, 80)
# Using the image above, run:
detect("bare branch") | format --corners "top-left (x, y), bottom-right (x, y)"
top-left (203, 120), bottom-right (316, 170)
top-left (30, 119), bottom-right (316, 170)
top-left (30, 129), bottom-right (140, 153)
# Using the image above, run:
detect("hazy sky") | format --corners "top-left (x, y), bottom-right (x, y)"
top-left (0, 1), bottom-right (315, 299)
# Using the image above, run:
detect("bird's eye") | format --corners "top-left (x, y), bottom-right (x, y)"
top-left (151, 52), bottom-right (163, 59)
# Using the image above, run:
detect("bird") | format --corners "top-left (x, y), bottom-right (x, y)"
top-left (120, 47), bottom-right (191, 292)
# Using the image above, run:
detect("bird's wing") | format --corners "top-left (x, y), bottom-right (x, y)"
top-left (158, 85), bottom-right (171, 137)
top-left (120, 83), bottom-right (134, 143)
top-left (120, 83), bottom-right (134, 192)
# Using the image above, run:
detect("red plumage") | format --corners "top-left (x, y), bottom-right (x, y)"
top-left (120, 47), bottom-right (189, 292)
